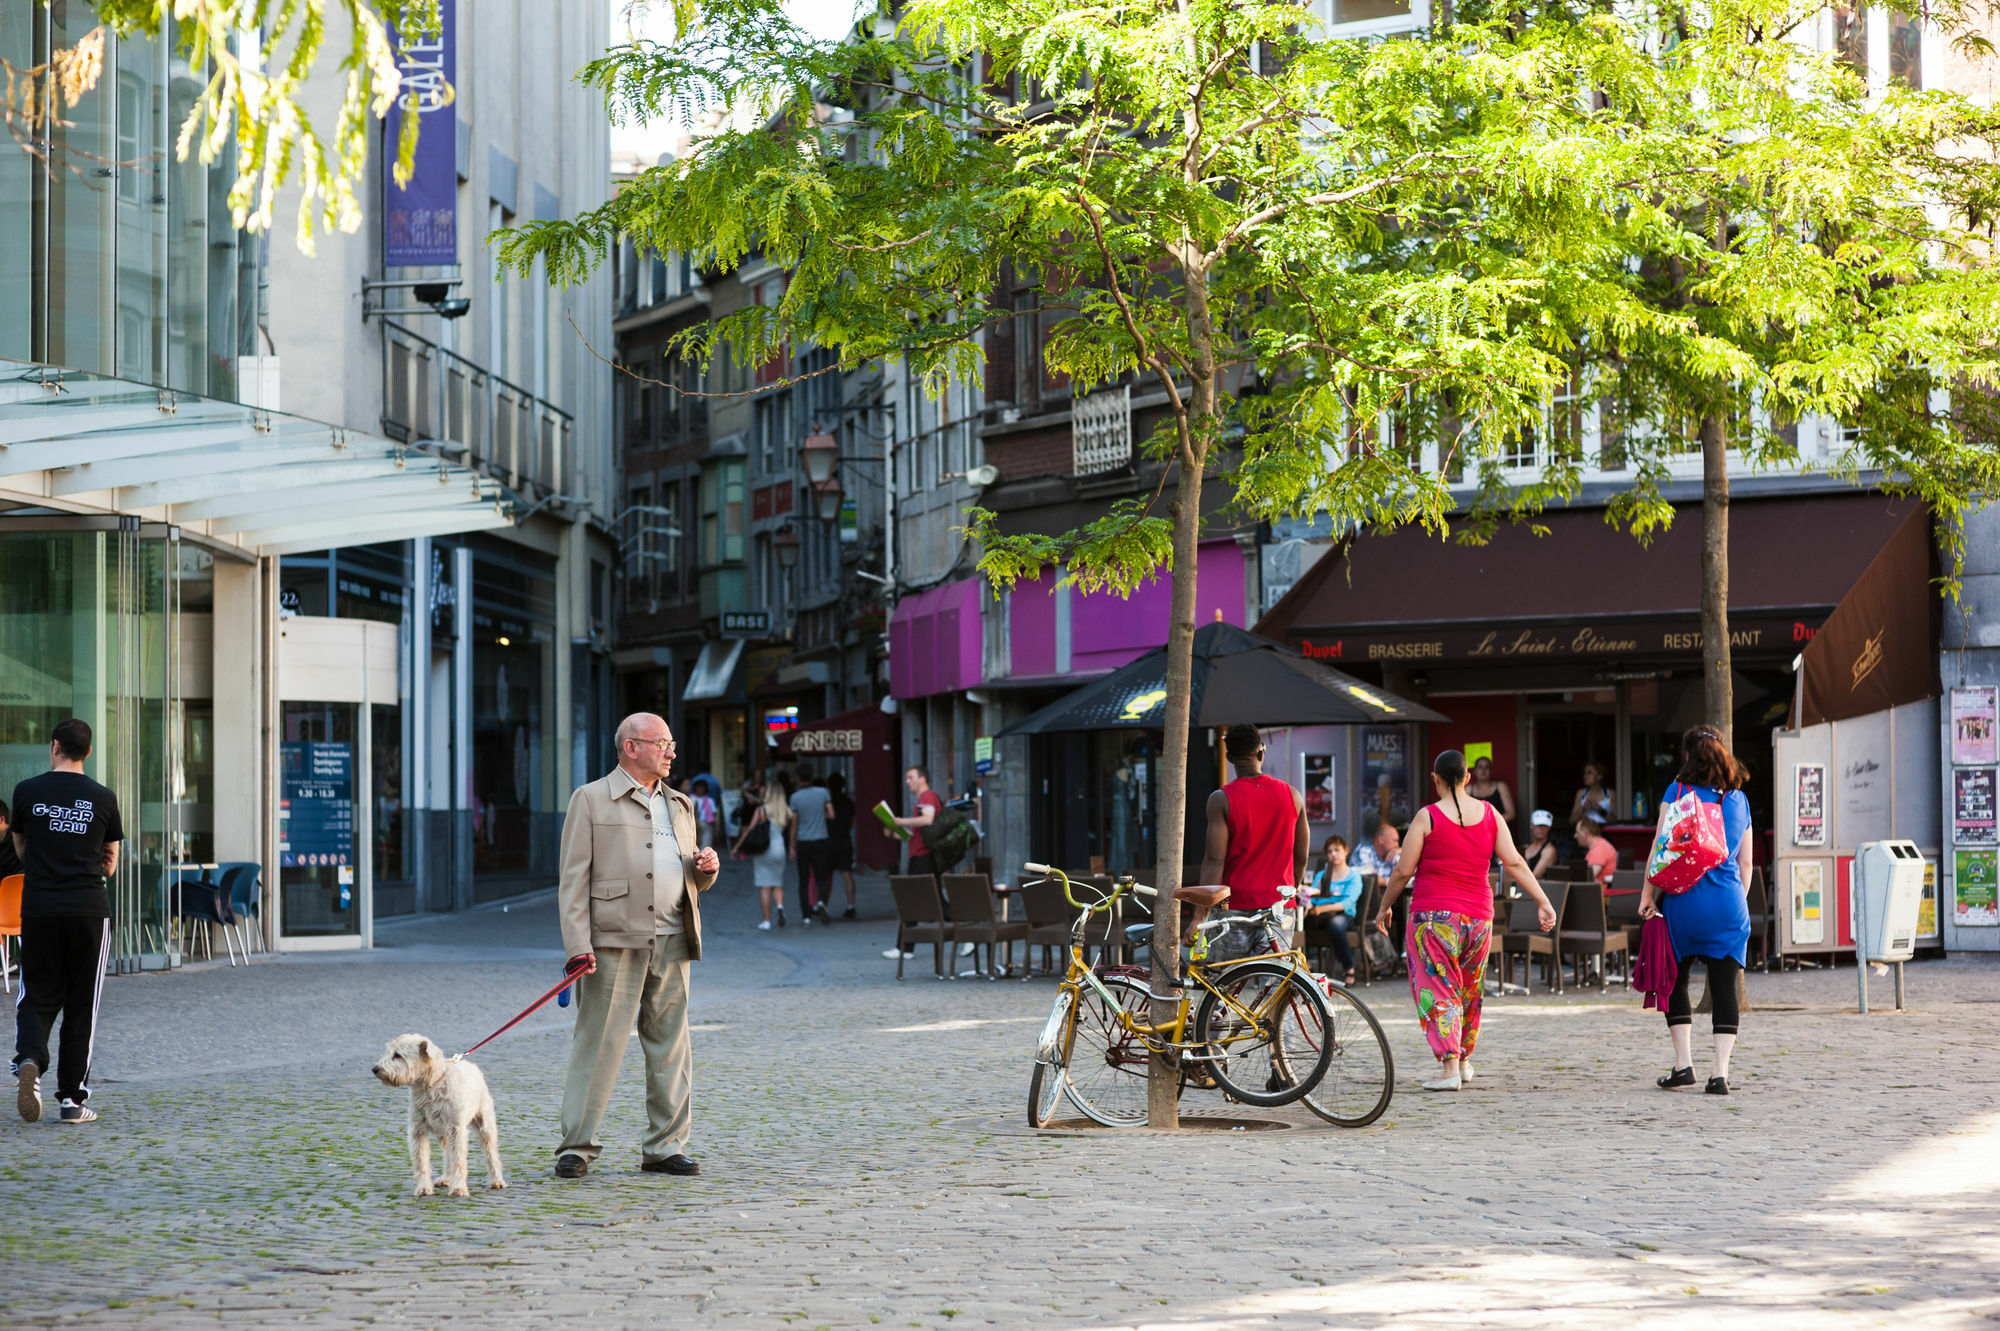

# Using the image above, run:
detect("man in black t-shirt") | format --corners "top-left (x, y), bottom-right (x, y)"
top-left (11, 718), bottom-right (123, 1125)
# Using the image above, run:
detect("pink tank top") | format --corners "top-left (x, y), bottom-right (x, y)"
top-left (1412, 800), bottom-right (1498, 918)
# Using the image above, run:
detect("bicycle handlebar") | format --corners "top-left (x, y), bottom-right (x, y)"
top-left (1021, 862), bottom-right (1122, 913)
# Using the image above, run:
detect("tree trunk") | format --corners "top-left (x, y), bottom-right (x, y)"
top-left (1149, 483), bottom-right (1203, 1129)
top-left (1699, 412), bottom-right (1732, 743)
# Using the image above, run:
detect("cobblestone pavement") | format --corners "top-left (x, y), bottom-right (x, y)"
top-left (4, 862), bottom-right (1999, 1329)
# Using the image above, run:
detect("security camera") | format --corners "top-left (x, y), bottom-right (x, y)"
top-left (434, 298), bottom-right (472, 319)
top-left (965, 463), bottom-right (1000, 487)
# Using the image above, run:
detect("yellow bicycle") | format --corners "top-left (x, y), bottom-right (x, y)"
top-left (1024, 863), bottom-right (1391, 1129)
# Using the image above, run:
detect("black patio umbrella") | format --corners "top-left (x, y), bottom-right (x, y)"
top-left (996, 621), bottom-right (1449, 735)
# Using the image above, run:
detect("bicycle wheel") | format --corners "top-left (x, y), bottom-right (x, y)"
top-left (1061, 971), bottom-right (1154, 1127)
top-left (1193, 962), bottom-right (1333, 1108)
top-left (1027, 990), bottom-right (1075, 1128)
top-left (1297, 981), bottom-right (1396, 1128)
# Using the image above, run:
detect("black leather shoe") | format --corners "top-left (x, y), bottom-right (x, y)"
top-left (554, 1153), bottom-right (588, 1179)
top-left (641, 1154), bottom-right (701, 1176)
top-left (1656, 1066), bottom-right (1695, 1089)
top-left (1704, 1076), bottom-right (1730, 1095)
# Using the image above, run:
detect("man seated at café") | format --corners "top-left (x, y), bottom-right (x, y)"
top-left (1575, 816), bottom-right (1618, 887)
top-left (1351, 820), bottom-right (1401, 880)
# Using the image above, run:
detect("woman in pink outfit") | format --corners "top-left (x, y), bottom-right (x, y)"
top-left (1377, 751), bottom-right (1557, 1091)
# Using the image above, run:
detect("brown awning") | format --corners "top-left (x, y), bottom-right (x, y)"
top-left (1257, 493), bottom-right (1920, 666)
top-left (1793, 505), bottom-right (1939, 727)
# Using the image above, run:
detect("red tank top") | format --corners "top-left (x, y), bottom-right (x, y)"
top-left (1412, 800), bottom-right (1498, 917)
top-left (1220, 775), bottom-right (1297, 910)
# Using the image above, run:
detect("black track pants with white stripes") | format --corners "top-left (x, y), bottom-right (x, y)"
top-left (13, 917), bottom-right (109, 1105)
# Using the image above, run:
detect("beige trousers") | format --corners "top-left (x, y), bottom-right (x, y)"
top-left (557, 931), bottom-right (693, 1165)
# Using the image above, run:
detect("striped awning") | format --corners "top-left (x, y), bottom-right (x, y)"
top-left (0, 361), bottom-right (516, 557)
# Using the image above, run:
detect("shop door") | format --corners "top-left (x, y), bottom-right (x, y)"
top-left (1527, 703), bottom-right (1617, 839)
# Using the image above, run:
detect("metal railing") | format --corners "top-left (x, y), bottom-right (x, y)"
top-left (382, 322), bottom-right (573, 499)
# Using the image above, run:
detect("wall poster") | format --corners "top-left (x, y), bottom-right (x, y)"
top-left (1301, 754), bottom-right (1335, 822)
top-left (1954, 848), bottom-right (1998, 927)
top-left (1951, 687), bottom-right (1999, 766)
top-left (1952, 767), bottom-right (1998, 846)
top-left (1793, 762), bottom-right (1826, 847)
top-left (1919, 860), bottom-right (1939, 939)
top-left (1790, 860), bottom-right (1825, 945)
top-left (1362, 728), bottom-right (1411, 828)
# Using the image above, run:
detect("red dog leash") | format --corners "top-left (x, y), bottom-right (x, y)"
top-left (450, 958), bottom-right (593, 1063)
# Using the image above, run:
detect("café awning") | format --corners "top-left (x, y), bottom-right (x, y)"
top-left (683, 639), bottom-right (747, 704)
top-left (1258, 493), bottom-right (1921, 664)
top-left (0, 361), bottom-right (515, 557)
top-left (1794, 504), bottom-right (1939, 727)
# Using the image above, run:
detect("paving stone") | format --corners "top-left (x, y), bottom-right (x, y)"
top-left (1, 863), bottom-right (1997, 1326)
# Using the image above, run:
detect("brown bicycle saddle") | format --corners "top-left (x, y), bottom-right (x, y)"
top-left (1173, 884), bottom-right (1231, 910)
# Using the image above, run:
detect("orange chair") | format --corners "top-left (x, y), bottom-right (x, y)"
top-left (0, 873), bottom-right (22, 994)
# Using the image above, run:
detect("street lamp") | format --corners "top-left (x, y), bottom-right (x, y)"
top-left (801, 432), bottom-right (839, 486)
top-left (811, 478), bottom-right (843, 524)
top-left (774, 525), bottom-right (801, 570)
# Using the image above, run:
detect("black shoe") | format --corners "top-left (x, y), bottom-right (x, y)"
top-left (554, 1153), bottom-right (589, 1179)
top-left (1657, 1066), bottom-right (1695, 1089)
top-left (815, 904), bottom-right (831, 924)
top-left (640, 1153), bottom-right (701, 1176)
top-left (842, 907), bottom-right (856, 920)
top-left (56, 1099), bottom-right (98, 1124)
top-left (1704, 1076), bottom-right (1730, 1096)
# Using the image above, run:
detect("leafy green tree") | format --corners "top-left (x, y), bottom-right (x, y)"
top-left (3, 1), bottom-right (447, 250)
top-left (501, 0), bottom-right (2000, 1124)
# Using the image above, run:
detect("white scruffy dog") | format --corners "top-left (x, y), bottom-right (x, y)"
top-left (371, 1034), bottom-right (507, 1197)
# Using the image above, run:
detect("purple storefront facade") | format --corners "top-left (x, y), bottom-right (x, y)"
top-left (886, 540), bottom-right (1252, 880)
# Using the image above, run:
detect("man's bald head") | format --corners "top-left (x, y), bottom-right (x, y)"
top-left (615, 713), bottom-right (675, 786)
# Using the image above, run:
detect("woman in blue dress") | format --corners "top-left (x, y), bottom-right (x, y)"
top-left (1638, 725), bottom-right (1753, 1095)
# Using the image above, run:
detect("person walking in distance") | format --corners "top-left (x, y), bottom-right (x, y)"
top-left (735, 777), bottom-right (793, 931)
top-left (1376, 751), bottom-right (1557, 1092)
top-left (788, 767), bottom-right (836, 925)
top-left (12, 719), bottom-right (124, 1124)
top-left (1198, 725), bottom-right (1309, 947)
top-left (1640, 724), bottom-right (1754, 1096)
top-left (825, 773), bottom-right (859, 919)
top-left (0, 799), bottom-right (21, 883)
top-left (554, 713), bottom-right (720, 1179)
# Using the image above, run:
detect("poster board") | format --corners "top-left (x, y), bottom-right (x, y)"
top-left (1952, 767), bottom-right (1998, 846)
top-left (1954, 848), bottom-right (1998, 927)
top-left (1789, 860), bottom-right (1826, 946)
top-left (1301, 754), bottom-right (1335, 822)
top-left (1951, 687), bottom-right (1998, 765)
top-left (1793, 763), bottom-right (1825, 847)
top-left (1362, 727), bottom-right (1411, 829)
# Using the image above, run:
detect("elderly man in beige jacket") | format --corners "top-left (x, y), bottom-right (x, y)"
top-left (554, 712), bottom-right (719, 1179)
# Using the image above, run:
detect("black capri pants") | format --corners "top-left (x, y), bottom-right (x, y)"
top-left (1665, 954), bottom-right (1741, 1036)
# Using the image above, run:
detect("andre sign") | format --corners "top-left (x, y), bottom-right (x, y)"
top-left (793, 729), bottom-right (862, 755)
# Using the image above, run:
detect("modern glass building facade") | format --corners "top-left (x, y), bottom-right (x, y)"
top-left (0, 1), bottom-right (258, 393)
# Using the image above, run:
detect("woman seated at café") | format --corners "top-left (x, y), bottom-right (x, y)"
top-left (1521, 810), bottom-right (1560, 880)
top-left (1306, 834), bottom-right (1365, 984)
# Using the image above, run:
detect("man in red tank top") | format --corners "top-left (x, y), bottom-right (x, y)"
top-left (1199, 725), bottom-right (1309, 942)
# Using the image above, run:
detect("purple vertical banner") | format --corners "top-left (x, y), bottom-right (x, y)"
top-left (383, 0), bottom-right (457, 267)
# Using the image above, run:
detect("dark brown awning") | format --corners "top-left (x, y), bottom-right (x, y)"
top-left (1256, 493), bottom-right (1920, 667)
top-left (1793, 505), bottom-right (1939, 727)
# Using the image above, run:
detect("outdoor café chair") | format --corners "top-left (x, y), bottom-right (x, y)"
top-left (0, 873), bottom-right (20, 994)
top-left (1020, 878), bottom-right (1071, 975)
top-left (1604, 882), bottom-right (1644, 952)
top-left (1745, 867), bottom-right (1773, 969)
top-left (1499, 880), bottom-right (1568, 993)
top-left (889, 875), bottom-right (954, 980)
top-left (1558, 881), bottom-right (1630, 990)
top-left (942, 874), bottom-right (1029, 979)
top-left (175, 872), bottom-right (243, 967)
top-left (217, 863), bottom-right (263, 956)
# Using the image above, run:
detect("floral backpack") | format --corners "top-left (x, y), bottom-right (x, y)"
top-left (1645, 782), bottom-right (1729, 895)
